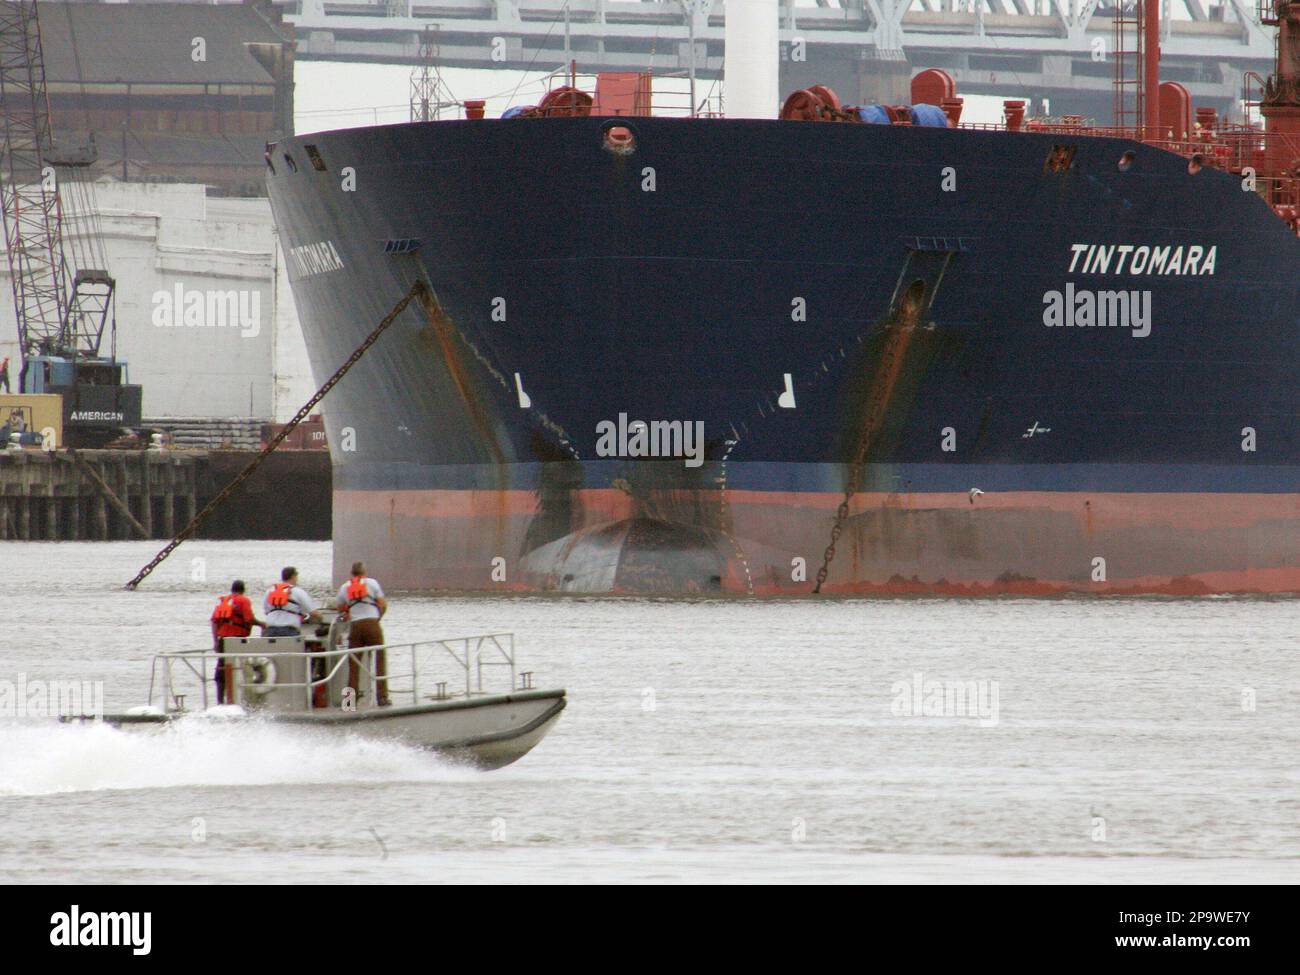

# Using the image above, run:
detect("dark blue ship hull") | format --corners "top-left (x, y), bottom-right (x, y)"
top-left (266, 117), bottom-right (1299, 594)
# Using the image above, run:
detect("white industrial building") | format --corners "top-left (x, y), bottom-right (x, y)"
top-left (0, 180), bottom-right (314, 426)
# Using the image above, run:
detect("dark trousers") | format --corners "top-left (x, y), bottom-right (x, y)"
top-left (213, 635), bottom-right (247, 704)
top-left (348, 618), bottom-right (388, 703)
top-left (214, 658), bottom-right (232, 704)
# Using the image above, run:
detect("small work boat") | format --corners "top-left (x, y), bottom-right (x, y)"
top-left (90, 613), bottom-right (565, 769)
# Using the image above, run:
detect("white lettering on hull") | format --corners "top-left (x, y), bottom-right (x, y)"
top-left (1067, 242), bottom-right (1216, 276)
top-left (287, 240), bottom-right (345, 279)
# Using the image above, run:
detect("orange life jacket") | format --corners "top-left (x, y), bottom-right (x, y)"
top-left (345, 575), bottom-right (377, 608)
top-left (212, 594), bottom-right (238, 622)
top-left (267, 582), bottom-right (304, 617)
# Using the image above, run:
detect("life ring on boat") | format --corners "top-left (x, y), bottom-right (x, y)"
top-left (242, 656), bottom-right (277, 696)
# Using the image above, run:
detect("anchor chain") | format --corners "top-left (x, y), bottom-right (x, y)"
top-left (812, 421), bottom-right (872, 594)
top-left (811, 321), bottom-right (911, 594)
top-left (125, 279), bottom-right (430, 590)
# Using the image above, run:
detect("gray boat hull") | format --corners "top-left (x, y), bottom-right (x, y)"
top-left (102, 688), bottom-right (566, 770)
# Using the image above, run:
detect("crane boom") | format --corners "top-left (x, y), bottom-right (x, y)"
top-left (0, 0), bottom-right (71, 365)
top-left (0, 0), bottom-right (138, 447)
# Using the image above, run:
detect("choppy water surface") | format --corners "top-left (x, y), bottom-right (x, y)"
top-left (1, 540), bottom-right (1296, 883)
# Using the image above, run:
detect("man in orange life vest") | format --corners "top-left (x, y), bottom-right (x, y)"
top-left (336, 561), bottom-right (390, 707)
top-left (264, 566), bottom-right (319, 637)
top-left (210, 580), bottom-right (264, 704)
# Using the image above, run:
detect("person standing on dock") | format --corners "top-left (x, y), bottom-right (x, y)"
top-left (0, 355), bottom-right (9, 393)
top-left (210, 580), bottom-right (263, 704)
top-left (337, 561), bottom-right (390, 707)
top-left (264, 566), bottom-right (318, 637)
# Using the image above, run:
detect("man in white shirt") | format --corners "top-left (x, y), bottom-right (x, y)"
top-left (336, 561), bottom-right (390, 706)
top-left (264, 566), bottom-right (318, 637)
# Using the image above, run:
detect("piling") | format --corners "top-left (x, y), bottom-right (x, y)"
top-left (0, 449), bottom-right (200, 542)
top-left (0, 447), bottom-right (329, 541)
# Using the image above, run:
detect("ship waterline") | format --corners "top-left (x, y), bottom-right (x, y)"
top-left (334, 481), bottom-right (1299, 595)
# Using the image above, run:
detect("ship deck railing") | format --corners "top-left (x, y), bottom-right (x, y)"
top-left (959, 118), bottom-right (1300, 166)
top-left (537, 64), bottom-right (724, 118)
top-left (145, 632), bottom-right (520, 714)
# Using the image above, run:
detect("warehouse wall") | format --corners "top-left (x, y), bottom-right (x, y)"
top-left (0, 181), bottom-right (313, 423)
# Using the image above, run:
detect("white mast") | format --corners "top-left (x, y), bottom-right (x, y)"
top-left (724, 0), bottom-right (779, 119)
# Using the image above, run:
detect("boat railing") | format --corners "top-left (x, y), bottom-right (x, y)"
top-left (146, 632), bottom-right (521, 714)
top-left (387, 632), bottom-right (518, 703)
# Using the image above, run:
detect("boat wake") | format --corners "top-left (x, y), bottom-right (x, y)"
top-left (0, 716), bottom-right (485, 796)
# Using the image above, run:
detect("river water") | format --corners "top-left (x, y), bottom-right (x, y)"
top-left (1, 540), bottom-right (1296, 883)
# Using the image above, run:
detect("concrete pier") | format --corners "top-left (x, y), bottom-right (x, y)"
top-left (0, 450), bottom-right (201, 541)
top-left (0, 448), bottom-right (330, 541)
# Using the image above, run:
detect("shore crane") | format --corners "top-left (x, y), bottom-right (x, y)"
top-left (0, 0), bottom-right (140, 446)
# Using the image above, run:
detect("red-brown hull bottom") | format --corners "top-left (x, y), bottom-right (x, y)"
top-left (333, 488), bottom-right (1300, 596)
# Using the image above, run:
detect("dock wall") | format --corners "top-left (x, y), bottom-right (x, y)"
top-left (0, 448), bottom-right (329, 541)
